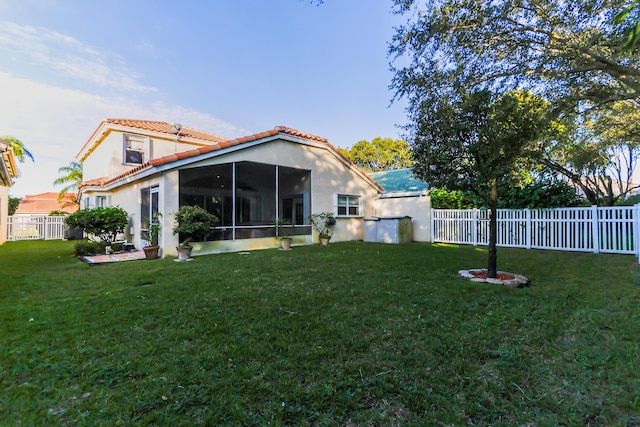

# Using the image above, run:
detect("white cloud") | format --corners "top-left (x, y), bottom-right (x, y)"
top-left (0, 21), bottom-right (157, 93)
top-left (0, 73), bottom-right (249, 197)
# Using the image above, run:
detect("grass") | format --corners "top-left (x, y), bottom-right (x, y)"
top-left (1, 240), bottom-right (639, 425)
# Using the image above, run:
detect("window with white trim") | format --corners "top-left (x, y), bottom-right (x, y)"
top-left (336, 194), bottom-right (362, 217)
top-left (123, 134), bottom-right (146, 165)
top-left (95, 195), bottom-right (110, 207)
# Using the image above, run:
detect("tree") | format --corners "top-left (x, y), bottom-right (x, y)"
top-left (1, 136), bottom-right (34, 163)
top-left (65, 206), bottom-right (128, 244)
top-left (614, 0), bottom-right (640, 51)
top-left (540, 100), bottom-right (640, 205)
top-left (389, 0), bottom-right (640, 111)
top-left (339, 137), bottom-right (412, 172)
top-left (411, 89), bottom-right (551, 277)
top-left (430, 178), bottom-right (585, 209)
top-left (53, 161), bottom-right (83, 206)
top-left (389, 0), bottom-right (640, 208)
top-left (8, 196), bottom-right (20, 216)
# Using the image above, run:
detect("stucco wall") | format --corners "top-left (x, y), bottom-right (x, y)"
top-left (188, 140), bottom-right (380, 243)
top-left (83, 130), bottom-right (211, 182)
top-left (373, 195), bottom-right (432, 242)
top-left (84, 138), bottom-right (381, 256)
top-left (84, 174), bottom-right (166, 252)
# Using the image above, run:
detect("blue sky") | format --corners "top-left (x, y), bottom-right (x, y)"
top-left (0, 0), bottom-right (407, 197)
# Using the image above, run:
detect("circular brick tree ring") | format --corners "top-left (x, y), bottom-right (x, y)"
top-left (458, 269), bottom-right (531, 288)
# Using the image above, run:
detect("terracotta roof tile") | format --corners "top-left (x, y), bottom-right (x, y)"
top-left (14, 192), bottom-right (79, 214)
top-left (81, 126), bottom-right (382, 192)
top-left (82, 177), bottom-right (109, 187)
top-left (105, 118), bottom-right (229, 143)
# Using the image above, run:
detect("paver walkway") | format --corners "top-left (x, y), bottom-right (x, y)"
top-left (82, 251), bottom-right (147, 265)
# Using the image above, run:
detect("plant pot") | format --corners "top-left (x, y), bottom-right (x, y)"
top-left (320, 237), bottom-right (330, 246)
top-left (280, 237), bottom-right (292, 250)
top-left (176, 245), bottom-right (193, 261)
top-left (143, 245), bottom-right (160, 260)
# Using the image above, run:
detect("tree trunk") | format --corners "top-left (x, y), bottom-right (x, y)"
top-left (487, 179), bottom-right (498, 278)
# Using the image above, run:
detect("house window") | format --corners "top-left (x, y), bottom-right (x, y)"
top-left (95, 195), bottom-right (109, 207)
top-left (336, 194), bottom-right (362, 217)
top-left (123, 134), bottom-right (146, 165)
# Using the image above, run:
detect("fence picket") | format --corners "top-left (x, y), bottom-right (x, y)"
top-left (7, 215), bottom-right (68, 241)
top-left (432, 206), bottom-right (639, 260)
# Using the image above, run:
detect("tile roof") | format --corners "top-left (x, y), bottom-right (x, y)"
top-left (80, 125), bottom-right (383, 192)
top-left (77, 118), bottom-right (230, 162)
top-left (14, 192), bottom-right (79, 214)
top-left (369, 168), bottom-right (428, 194)
top-left (103, 118), bottom-right (229, 143)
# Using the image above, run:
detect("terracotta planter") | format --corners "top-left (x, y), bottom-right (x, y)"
top-left (143, 245), bottom-right (160, 260)
top-left (320, 237), bottom-right (330, 246)
top-left (176, 245), bottom-right (193, 261)
top-left (280, 237), bottom-right (292, 250)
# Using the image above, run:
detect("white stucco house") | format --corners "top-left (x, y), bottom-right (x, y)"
top-left (78, 119), bottom-right (429, 257)
top-left (0, 139), bottom-right (19, 245)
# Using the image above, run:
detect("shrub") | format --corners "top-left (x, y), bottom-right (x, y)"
top-left (616, 194), bottom-right (640, 206)
top-left (73, 241), bottom-right (106, 256)
top-left (173, 205), bottom-right (218, 243)
top-left (309, 212), bottom-right (336, 239)
top-left (65, 206), bottom-right (129, 243)
top-left (430, 188), bottom-right (479, 209)
top-left (430, 179), bottom-right (585, 209)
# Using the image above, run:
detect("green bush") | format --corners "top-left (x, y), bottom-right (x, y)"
top-left (430, 178), bottom-right (585, 209)
top-left (173, 205), bottom-right (218, 243)
top-left (616, 194), bottom-right (640, 206)
top-left (65, 206), bottom-right (129, 243)
top-left (73, 241), bottom-right (106, 256)
top-left (430, 188), bottom-right (479, 209)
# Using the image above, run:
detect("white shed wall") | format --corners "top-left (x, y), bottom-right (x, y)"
top-left (373, 194), bottom-right (431, 242)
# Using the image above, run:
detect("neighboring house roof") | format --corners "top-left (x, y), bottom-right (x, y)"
top-left (80, 125), bottom-right (384, 193)
top-left (14, 192), bottom-right (79, 215)
top-left (0, 138), bottom-right (18, 187)
top-left (76, 118), bottom-right (230, 162)
top-left (369, 168), bottom-right (428, 197)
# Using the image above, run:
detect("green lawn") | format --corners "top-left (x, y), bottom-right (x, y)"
top-left (1, 240), bottom-right (639, 425)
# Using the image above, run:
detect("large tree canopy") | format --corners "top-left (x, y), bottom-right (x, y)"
top-left (540, 100), bottom-right (640, 205)
top-left (390, 0), bottom-right (640, 206)
top-left (390, 0), bottom-right (640, 108)
top-left (614, 0), bottom-right (640, 50)
top-left (412, 89), bottom-right (552, 277)
top-left (339, 137), bottom-right (412, 172)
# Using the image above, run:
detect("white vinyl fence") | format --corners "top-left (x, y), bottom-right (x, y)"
top-left (431, 205), bottom-right (640, 260)
top-left (7, 215), bottom-right (68, 241)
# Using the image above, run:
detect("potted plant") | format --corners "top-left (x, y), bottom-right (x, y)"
top-left (172, 205), bottom-right (218, 261)
top-left (142, 213), bottom-right (162, 260)
top-left (275, 218), bottom-right (294, 250)
top-left (309, 212), bottom-right (336, 246)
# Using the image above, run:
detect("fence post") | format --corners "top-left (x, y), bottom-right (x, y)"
top-left (472, 209), bottom-right (478, 246)
top-left (44, 216), bottom-right (49, 240)
top-left (635, 204), bottom-right (640, 263)
top-left (591, 205), bottom-right (600, 254)
top-left (430, 208), bottom-right (435, 243)
top-left (525, 208), bottom-right (531, 249)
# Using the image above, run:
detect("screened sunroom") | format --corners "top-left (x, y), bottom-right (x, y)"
top-left (179, 161), bottom-right (312, 241)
